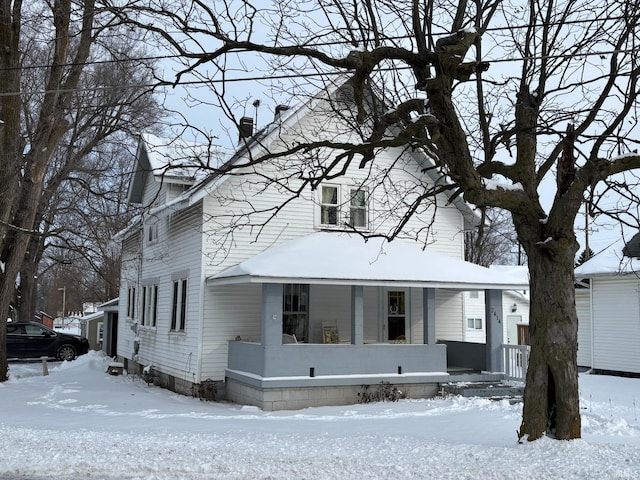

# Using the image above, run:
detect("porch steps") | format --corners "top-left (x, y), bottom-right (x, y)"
top-left (440, 381), bottom-right (524, 401)
top-left (446, 369), bottom-right (504, 383)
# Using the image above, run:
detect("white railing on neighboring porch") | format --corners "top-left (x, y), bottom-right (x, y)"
top-left (503, 344), bottom-right (530, 382)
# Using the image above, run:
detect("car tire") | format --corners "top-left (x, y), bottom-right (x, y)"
top-left (57, 344), bottom-right (77, 361)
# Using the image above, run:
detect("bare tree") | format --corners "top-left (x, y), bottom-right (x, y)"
top-left (17, 138), bottom-right (145, 322)
top-left (14, 31), bottom-right (161, 322)
top-left (113, 0), bottom-right (640, 440)
top-left (0, 0), bottom-right (160, 381)
top-left (465, 209), bottom-right (522, 267)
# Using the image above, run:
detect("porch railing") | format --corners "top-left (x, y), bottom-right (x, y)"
top-left (503, 344), bottom-right (530, 382)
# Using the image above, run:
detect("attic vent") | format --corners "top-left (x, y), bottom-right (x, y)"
top-left (274, 104), bottom-right (290, 120)
top-left (238, 116), bottom-right (254, 142)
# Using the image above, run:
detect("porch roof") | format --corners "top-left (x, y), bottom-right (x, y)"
top-left (207, 232), bottom-right (529, 290)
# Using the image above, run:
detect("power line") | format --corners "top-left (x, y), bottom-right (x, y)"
top-left (0, 45), bottom-right (635, 98)
top-left (0, 13), bottom-right (632, 74)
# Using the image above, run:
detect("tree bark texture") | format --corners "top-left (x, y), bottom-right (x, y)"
top-left (519, 236), bottom-right (581, 440)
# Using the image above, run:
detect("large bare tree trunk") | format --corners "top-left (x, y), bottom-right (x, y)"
top-left (17, 232), bottom-right (44, 324)
top-left (519, 237), bottom-right (581, 440)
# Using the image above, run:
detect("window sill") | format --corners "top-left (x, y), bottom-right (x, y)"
top-left (317, 225), bottom-right (371, 233)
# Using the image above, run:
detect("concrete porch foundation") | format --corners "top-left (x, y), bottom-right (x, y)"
top-left (226, 378), bottom-right (441, 411)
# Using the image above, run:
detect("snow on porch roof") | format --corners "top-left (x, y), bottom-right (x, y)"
top-left (207, 232), bottom-right (529, 290)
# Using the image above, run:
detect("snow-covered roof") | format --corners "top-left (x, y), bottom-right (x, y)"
top-left (140, 133), bottom-right (227, 181)
top-left (99, 297), bottom-right (119, 311)
top-left (575, 238), bottom-right (640, 277)
top-left (81, 311), bottom-right (104, 322)
top-left (134, 78), bottom-right (481, 227)
top-left (489, 265), bottom-right (529, 286)
top-left (208, 232), bottom-right (530, 289)
top-left (128, 133), bottom-right (230, 204)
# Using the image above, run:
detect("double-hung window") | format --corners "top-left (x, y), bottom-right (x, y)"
top-left (349, 188), bottom-right (367, 228)
top-left (171, 278), bottom-right (188, 331)
top-left (320, 185), bottom-right (339, 226)
top-left (282, 284), bottom-right (309, 343)
top-left (319, 185), bottom-right (368, 229)
top-left (141, 284), bottom-right (158, 327)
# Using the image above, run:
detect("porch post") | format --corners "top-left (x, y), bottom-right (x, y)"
top-left (351, 285), bottom-right (364, 345)
top-left (261, 283), bottom-right (283, 346)
top-left (485, 289), bottom-right (504, 372)
top-left (422, 287), bottom-right (436, 344)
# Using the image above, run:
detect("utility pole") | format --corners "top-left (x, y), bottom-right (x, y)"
top-left (58, 287), bottom-right (66, 327)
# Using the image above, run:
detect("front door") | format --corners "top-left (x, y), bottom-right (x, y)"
top-left (384, 289), bottom-right (409, 342)
top-left (506, 315), bottom-right (522, 345)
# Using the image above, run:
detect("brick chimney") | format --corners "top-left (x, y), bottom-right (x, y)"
top-left (238, 116), bottom-right (254, 142)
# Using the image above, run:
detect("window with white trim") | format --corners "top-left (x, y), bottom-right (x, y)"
top-left (141, 284), bottom-right (158, 327)
top-left (349, 188), bottom-right (367, 228)
top-left (318, 184), bottom-right (369, 229)
top-left (145, 221), bottom-right (159, 245)
top-left (467, 318), bottom-right (483, 330)
top-left (320, 185), bottom-right (339, 226)
top-left (170, 278), bottom-right (187, 331)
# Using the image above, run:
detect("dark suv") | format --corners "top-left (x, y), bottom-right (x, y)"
top-left (6, 322), bottom-right (90, 361)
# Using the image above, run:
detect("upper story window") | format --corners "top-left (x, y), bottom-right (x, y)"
top-left (320, 185), bottom-right (339, 226)
top-left (349, 188), bottom-right (367, 228)
top-left (318, 184), bottom-right (368, 229)
top-left (145, 221), bottom-right (159, 245)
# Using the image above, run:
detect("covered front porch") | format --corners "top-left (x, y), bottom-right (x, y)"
top-left (208, 233), bottom-right (528, 410)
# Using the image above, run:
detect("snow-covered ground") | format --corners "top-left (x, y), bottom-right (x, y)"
top-left (1, 352), bottom-right (639, 479)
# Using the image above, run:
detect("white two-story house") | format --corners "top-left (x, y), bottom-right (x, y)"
top-left (117, 80), bottom-right (526, 410)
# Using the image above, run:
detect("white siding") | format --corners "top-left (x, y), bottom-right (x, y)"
top-left (201, 106), bottom-right (467, 277)
top-left (119, 203), bottom-right (204, 383)
top-left (591, 277), bottom-right (640, 373)
top-left (117, 233), bottom-right (142, 361)
top-left (576, 288), bottom-right (592, 368)
top-left (462, 290), bottom-right (530, 345)
top-left (122, 91), bottom-right (476, 385)
top-left (141, 173), bottom-right (164, 208)
top-left (201, 283), bottom-right (263, 380)
top-left (435, 289), bottom-right (464, 341)
top-left (462, 291), bottom-right (486, 343)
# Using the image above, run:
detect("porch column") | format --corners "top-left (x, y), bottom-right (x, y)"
top-left (261, 283), bottom-right (283, 346)
top-left (485, 289), bottom-right (504, 372)
top-left (422, 287), bottom-right (436, 344)
top-left (351, 285), bottom-right (364, 345)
